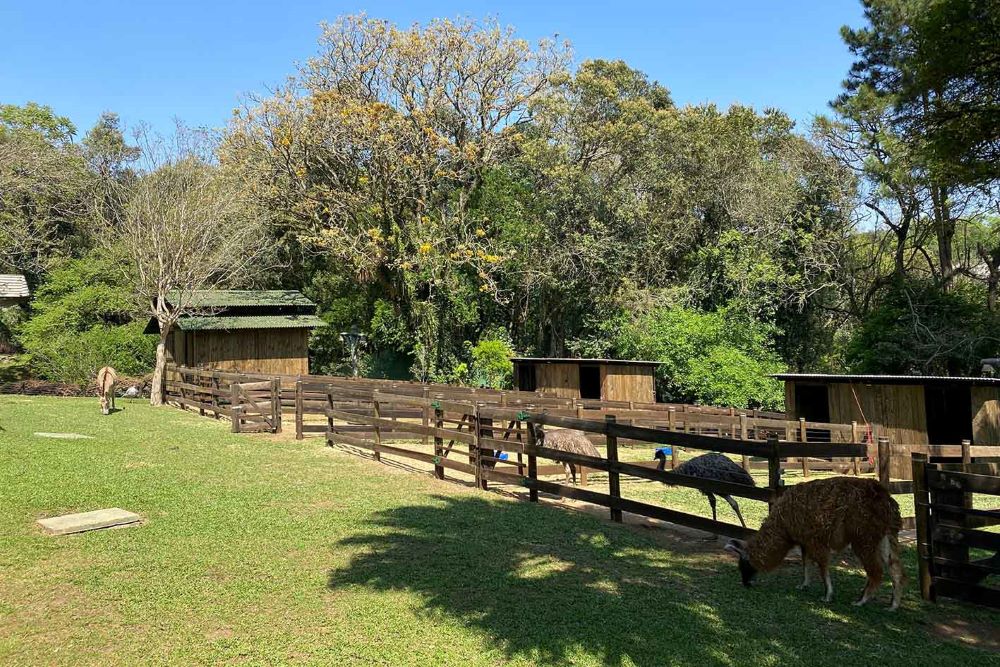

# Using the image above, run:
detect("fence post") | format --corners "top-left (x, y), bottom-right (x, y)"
top-left (231, 406), bottom-right (243, 434)
top-left (767, 436), bottom-right (782, 504)
top-left (799, 417), bottom-right (809, 478)
top-left (271, 377), bottom-right (282, 434)
top-left (851, 421), bottom-right (860, 475)
top-left (668, 408), bottom-right (679, 469)
top-left (422, 386), bottom-right (430, 449)
top-left (295, 379), bottom-right (304, 440)
top-left (372, 392), bottom-right (382, 463)
top-left (433, 404), bottom-right (444, 480)
top-left (231, 384), bottom-right (241, 433)
top-left (911, 453), bottom-right (934, 601)
top-left (606, 415), bottom-right (622, 523)
top-left (739, 413), bottom-right (750, 472)
top-left (434, 408), bottom-right (444, 479)
top-left (526, 419), bottom-right (538, 502)
top-left (211, 374), bottom-right (220, 419)
top-left (960, 439), bottom-right (973, 510)
top-left (877, 437), bottom-right (890, 488)
top-left (473, 404), bottom-right (484, 490)
top-left (326, 389), bottom-right (334, 437)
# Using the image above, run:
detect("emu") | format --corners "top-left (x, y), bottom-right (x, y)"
top-left (532, 423), bottom-right (601, 485)
top-left (655, 450), bottom-right (755, 528)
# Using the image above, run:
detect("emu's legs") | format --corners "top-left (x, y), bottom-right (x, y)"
top-left (722, 494), bottom-right (748, 528)
top-left (706, 493), bottom-right (717, 522)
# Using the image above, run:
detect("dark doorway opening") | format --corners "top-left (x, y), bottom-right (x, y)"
top-left (579, 365), bottom-right (602, 400)
top-left (794, 383), bottom-right (830, 423)
top-left (925, 384), bottom-right (972, 444)
top-left (516, 364), bottom-right (536, 392)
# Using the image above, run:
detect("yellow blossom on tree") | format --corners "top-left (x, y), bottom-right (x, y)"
top-left (418, 242), bottom-right (432, 254)
top-left (475, 228), bottom-right (486, 237)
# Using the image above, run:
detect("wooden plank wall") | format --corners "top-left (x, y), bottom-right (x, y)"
top-left (827, 382), bottom-right (929, 448)
top-left (186, 329), bottom-right (309, 376)
top-left (601, 365), bottom-right (655, 403)
top-left (535, 363), bottom-right (581, 399)
top-left (972, 386), bottom-right (1000, 444)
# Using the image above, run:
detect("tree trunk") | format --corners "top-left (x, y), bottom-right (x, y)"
top-left (150, 329), bottom-right (169, 406)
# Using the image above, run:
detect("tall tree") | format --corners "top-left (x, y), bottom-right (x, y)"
top-left (96, 131), bottom-right (273, 404)
top-left (222, 15), bottom-right (568, 379)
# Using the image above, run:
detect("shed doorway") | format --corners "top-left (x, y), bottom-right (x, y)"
top-left (579, 365), bottom-right (602, 400)
top-left (925, 385), bottom-right (972, 444)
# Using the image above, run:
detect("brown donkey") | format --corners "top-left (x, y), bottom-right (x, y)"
top-left (96, 366), bottom-right (118, 415)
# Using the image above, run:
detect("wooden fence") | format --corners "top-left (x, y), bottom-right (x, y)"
top-left (912, 454), bottom-right (1000, 609)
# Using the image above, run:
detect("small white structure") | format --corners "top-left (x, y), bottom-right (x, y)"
top-left (37, 508), bottom-right (140, 535)
top-left (0, 274), bottom-right (30, 307)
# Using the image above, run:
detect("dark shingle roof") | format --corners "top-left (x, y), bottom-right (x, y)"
top-left (166, 290), bottom-right (315, 308)
top-left (176, 314), bottom-right (327, 331)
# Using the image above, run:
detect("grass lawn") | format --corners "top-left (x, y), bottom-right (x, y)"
top-left (1, 396), bottom-right (999, 666)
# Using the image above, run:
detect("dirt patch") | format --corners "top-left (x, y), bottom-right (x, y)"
top-left (929, 616), bottom-right (1000, 654)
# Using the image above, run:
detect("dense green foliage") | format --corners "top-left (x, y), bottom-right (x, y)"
top-left (3, 6), bottom-right (999, 407)
top-left (16, 256), bottom-right (155, 385)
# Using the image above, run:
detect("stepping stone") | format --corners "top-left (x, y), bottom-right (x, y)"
top-left (34, 432), bottom-right (93, 440)
top-left (37, 508), bottom-right (140, 535)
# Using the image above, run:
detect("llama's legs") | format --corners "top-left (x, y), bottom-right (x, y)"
top-left (855, 543), bottom-right (887, 607)
top-left (884, 536), bottom-right (905, 610)
top-left (723, 495), bottom-right (748, 528)
top-left (814, 553), bottom-right (833, 602)
top-left (798, 558), bottom-right (811, 590)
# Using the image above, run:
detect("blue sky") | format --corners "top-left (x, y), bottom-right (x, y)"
top-left (0, 1), bottom-right (864, 139)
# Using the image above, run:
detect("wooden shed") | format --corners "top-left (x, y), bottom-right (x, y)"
top-left (0, 274), bottom-right (30, 306)
top-left (777, 373), bottom-right (1000, 446)
top-left (512, 357), bottom-right (659, 403)
top-left (145, 290), bottom-right (326, 376)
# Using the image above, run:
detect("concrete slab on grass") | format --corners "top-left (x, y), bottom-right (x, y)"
top-left (37, 508), bottom-right (140, 535)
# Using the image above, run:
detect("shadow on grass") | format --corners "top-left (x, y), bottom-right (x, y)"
top-left (326, 494), bottom-right (963, 666)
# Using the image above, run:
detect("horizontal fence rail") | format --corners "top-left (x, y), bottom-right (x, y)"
top-left (163, 364), bottom-right (1000, 535)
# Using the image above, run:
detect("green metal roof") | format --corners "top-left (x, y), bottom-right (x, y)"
top-left (176, 314), bottom-right (327, 331)
top-left (167, 290), bottom-right (316, 308)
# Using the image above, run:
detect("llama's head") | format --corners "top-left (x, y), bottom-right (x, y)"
top-left (100, 395), bottom-right (110, 415)
top-left (724, 539), bottom-right (757, 587)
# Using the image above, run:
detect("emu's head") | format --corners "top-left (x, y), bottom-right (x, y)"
top-left (531, 423), bottom-right (545, 445)
top-left (100, 395), bottom-right (110, 415)
top-left (653, 449), bottom-right (668, 470)
top-left (724, 539), bottom-right (757, 587)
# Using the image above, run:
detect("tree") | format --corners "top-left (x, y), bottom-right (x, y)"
top-left (95, 132), bottom-right (273, 404)
top-left (841, 0), bottom-right (1000, 186)
top-left (0, 103), bottom-right (91, 278)
top-left (222, 14), bottom-right (568, 379)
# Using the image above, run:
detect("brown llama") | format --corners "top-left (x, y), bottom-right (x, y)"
top-left (96, 366), bottom-right (118, 415)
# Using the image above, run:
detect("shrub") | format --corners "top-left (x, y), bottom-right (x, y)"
top-left (17, 256), bottom-right (155, 386)
top-left (468, 332), bottom-right (514, 389)
top-left (612, 305), bottom-right (785, 409)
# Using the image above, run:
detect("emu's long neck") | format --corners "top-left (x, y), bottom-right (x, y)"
top-left (656, 457), bottom-right (665, 472)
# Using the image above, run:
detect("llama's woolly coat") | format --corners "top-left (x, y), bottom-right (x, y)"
top-left (746, 477), bottom-right (902, 573)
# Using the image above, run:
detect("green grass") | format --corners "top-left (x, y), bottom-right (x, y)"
top-left (1, 396), bottom-right (999, 666)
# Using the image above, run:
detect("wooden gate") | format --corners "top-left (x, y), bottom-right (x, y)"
top-left (912, 453), bottom-right (1000, 608)
top-left (231, 379), bottom-right (282, 434)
